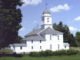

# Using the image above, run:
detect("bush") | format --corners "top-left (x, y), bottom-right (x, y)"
top-left (53, 50), bottom-right (67, 56)
top-left (0, 52), bottom-right (23, 57)
top-left (29, 49), bottom-right (80, 57)
top-left (66, 49), bottom-right (79, 55)
top-left (29, 52), bottom-right (40, 57)
top-left (12, 53), bottom-right (23, 57)
top-left (40, 50), bottom-right (53, 56)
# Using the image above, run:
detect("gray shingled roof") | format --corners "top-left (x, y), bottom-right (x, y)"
top-left (39, 27), bottom-right (63, 35)
top-left (24, 27), bottom-right (63, 41)
top-left (23, 35), bottom-right (45, 41)
top-left (64, 43), bottom-right (69, 46)
top-left (43, 9), bottom-right (51, 14)
top-left (25, 28), bottom-right (42, 37)
top-left (10, 44), bottom-right (26, 47)
top-left (25, 27), bottom-right (63, 37)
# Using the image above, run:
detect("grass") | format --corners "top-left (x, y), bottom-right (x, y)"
top-left (0, 47), bottom-right (80, 60)
top-left (70, 47), bottom-right (80, 51)
top-left (0, 54), bottom-right (80, 60)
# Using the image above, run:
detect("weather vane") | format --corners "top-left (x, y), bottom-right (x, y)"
top-left (45, 1), bottom-right (48, 10)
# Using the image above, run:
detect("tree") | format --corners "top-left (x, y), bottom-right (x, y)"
top-left (68, 34), bottom-right (77, 46)
top-left (53, 22), bottom-right (77, 46)
top-left (17, 36), bottom-right (23, 43)
top-left (0, 0), bottom-right (23, 48)
top-left (75, 32), bottom-right (80, 46)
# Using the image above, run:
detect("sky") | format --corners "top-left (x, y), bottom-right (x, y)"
top-left (19, 0), bottom-right (80, 37)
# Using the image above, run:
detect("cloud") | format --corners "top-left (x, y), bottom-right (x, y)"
top-left (19, 27), bottom-right (26, 32)
top-left (32, 20), bottom-right (38, 24)
top-left (74, 16), bottom-right (80, 21)
top-left (50, 4), bottom-right (70, 12)
top-left (22, 0), bottom-right (42, 6)
top-left (69, 26), bottom-right (80, 32)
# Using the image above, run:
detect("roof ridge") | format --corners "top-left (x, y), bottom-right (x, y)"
top-left (37, 29), bottom-right (45, 34)
top-left (37, 28), bottom-right (49, 35)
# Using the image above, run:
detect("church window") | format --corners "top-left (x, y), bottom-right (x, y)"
top-left (20, 46), bottom-right (22, 50)
top-left (58, 44), bottom-right (59, 50)
top-left (65, 46), bottom-right (66, 48)
top-left (58, 36), bottom-right (59, 40)
top-left (31, 46), bottom-right (33, 49)
top-left (47, 18), bottom-right (49, 22)
top-left (40, 40), bottom-right (42, 43)
top-left (32, 40), bottom-right (33, 43)
top-left (50, 44), bottom-right (52, 49)
top-left (50, 35), bottom-right (52, 40)
top-left (13, 46), bottom-right (15, 50)
top-left (40, 46), bottom-right (42, 49)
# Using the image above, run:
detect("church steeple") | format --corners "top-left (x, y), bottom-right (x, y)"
top-left (41, 9), bottom-right (53, 29)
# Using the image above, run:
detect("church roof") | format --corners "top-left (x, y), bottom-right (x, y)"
top-left (10, 44), bottom-right (26, 47)
top-left (64, 43), bottom-right (69, 46)
top-left (23, 35), bottom-right (45, 41)
top-left (26, 27), bottom-right (63, 36)
top-left (25, 28), bottom-right (42, 37)
top-left (24, 27), bottom-right (63, 41)
top-left (39, 27), bottom-right (63, 35)
top-left (43, 9), bottom-right (51, 14)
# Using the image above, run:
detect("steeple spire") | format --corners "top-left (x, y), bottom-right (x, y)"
top-left (41, 5), bottom-right (53, 29)
top-left (45, 2), bottom-right (48, 10)
top-left (43, 2), bottom-right (50, 14)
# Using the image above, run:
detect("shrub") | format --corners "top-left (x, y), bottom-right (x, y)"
top-left (0, 53), bottom-right (23, 57)
top-left (66, 49), bottom-right (79, 55)
top-left (13, 53), bottom-right (23, 57)
top-left (40, 50), bottom-right (53, 56)
top-left (29, 52), bottom-right (40, 57)
top-left (53, 50), bottom-right (67, 56)
top-left (28, 49), bottom-right (80, 57)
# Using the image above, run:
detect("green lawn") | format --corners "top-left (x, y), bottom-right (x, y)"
top-left (0, 54), bottom-right (80, 60)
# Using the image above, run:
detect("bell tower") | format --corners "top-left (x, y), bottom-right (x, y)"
top-left (41, 9), bottom-right (53, 29)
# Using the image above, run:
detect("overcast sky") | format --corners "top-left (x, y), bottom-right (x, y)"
top-left (19, 0), bottom-right (80, 37)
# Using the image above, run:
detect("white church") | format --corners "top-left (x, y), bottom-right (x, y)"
top-left (10, 9), bottom-right (69, 54)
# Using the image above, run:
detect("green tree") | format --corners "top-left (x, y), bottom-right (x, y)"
top-left (17, 36), bottom-right (23, 43)
top-left (53, 22), bottom-right (77, 46)
top-left (75, 32), bottom-right (80, 46)
top-left (0, 0), bottom-right (22, 48)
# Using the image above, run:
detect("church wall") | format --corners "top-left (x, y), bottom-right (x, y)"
top-left (44, 25), bottom-right (52, 29)
top-left (11, 47), bottom-right (26, 54)
top-left (11, 34), bottom-right (66, 53)
top-left (44, 17), bottom-right (52, 24)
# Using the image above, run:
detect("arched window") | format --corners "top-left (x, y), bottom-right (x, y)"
top-left (47, 18), bottom-right (49, 22)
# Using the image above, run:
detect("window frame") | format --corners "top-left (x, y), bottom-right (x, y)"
top-left (31, 46), bottom-right (33, 49)
top-left (47, 18), bottom-right (49, 22)
top-left (50, 35), bottom-right (52, 40)
top-left (31, 40), bottom-right (33, 43)
top-left (40, 40), bottom-right (42, 43)
top-left (20, 46), bottom-right (22, 50)
top-left (58, 35), bottom-right (59, 40)
top-left (40, 46), bottom-right (42, 49)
